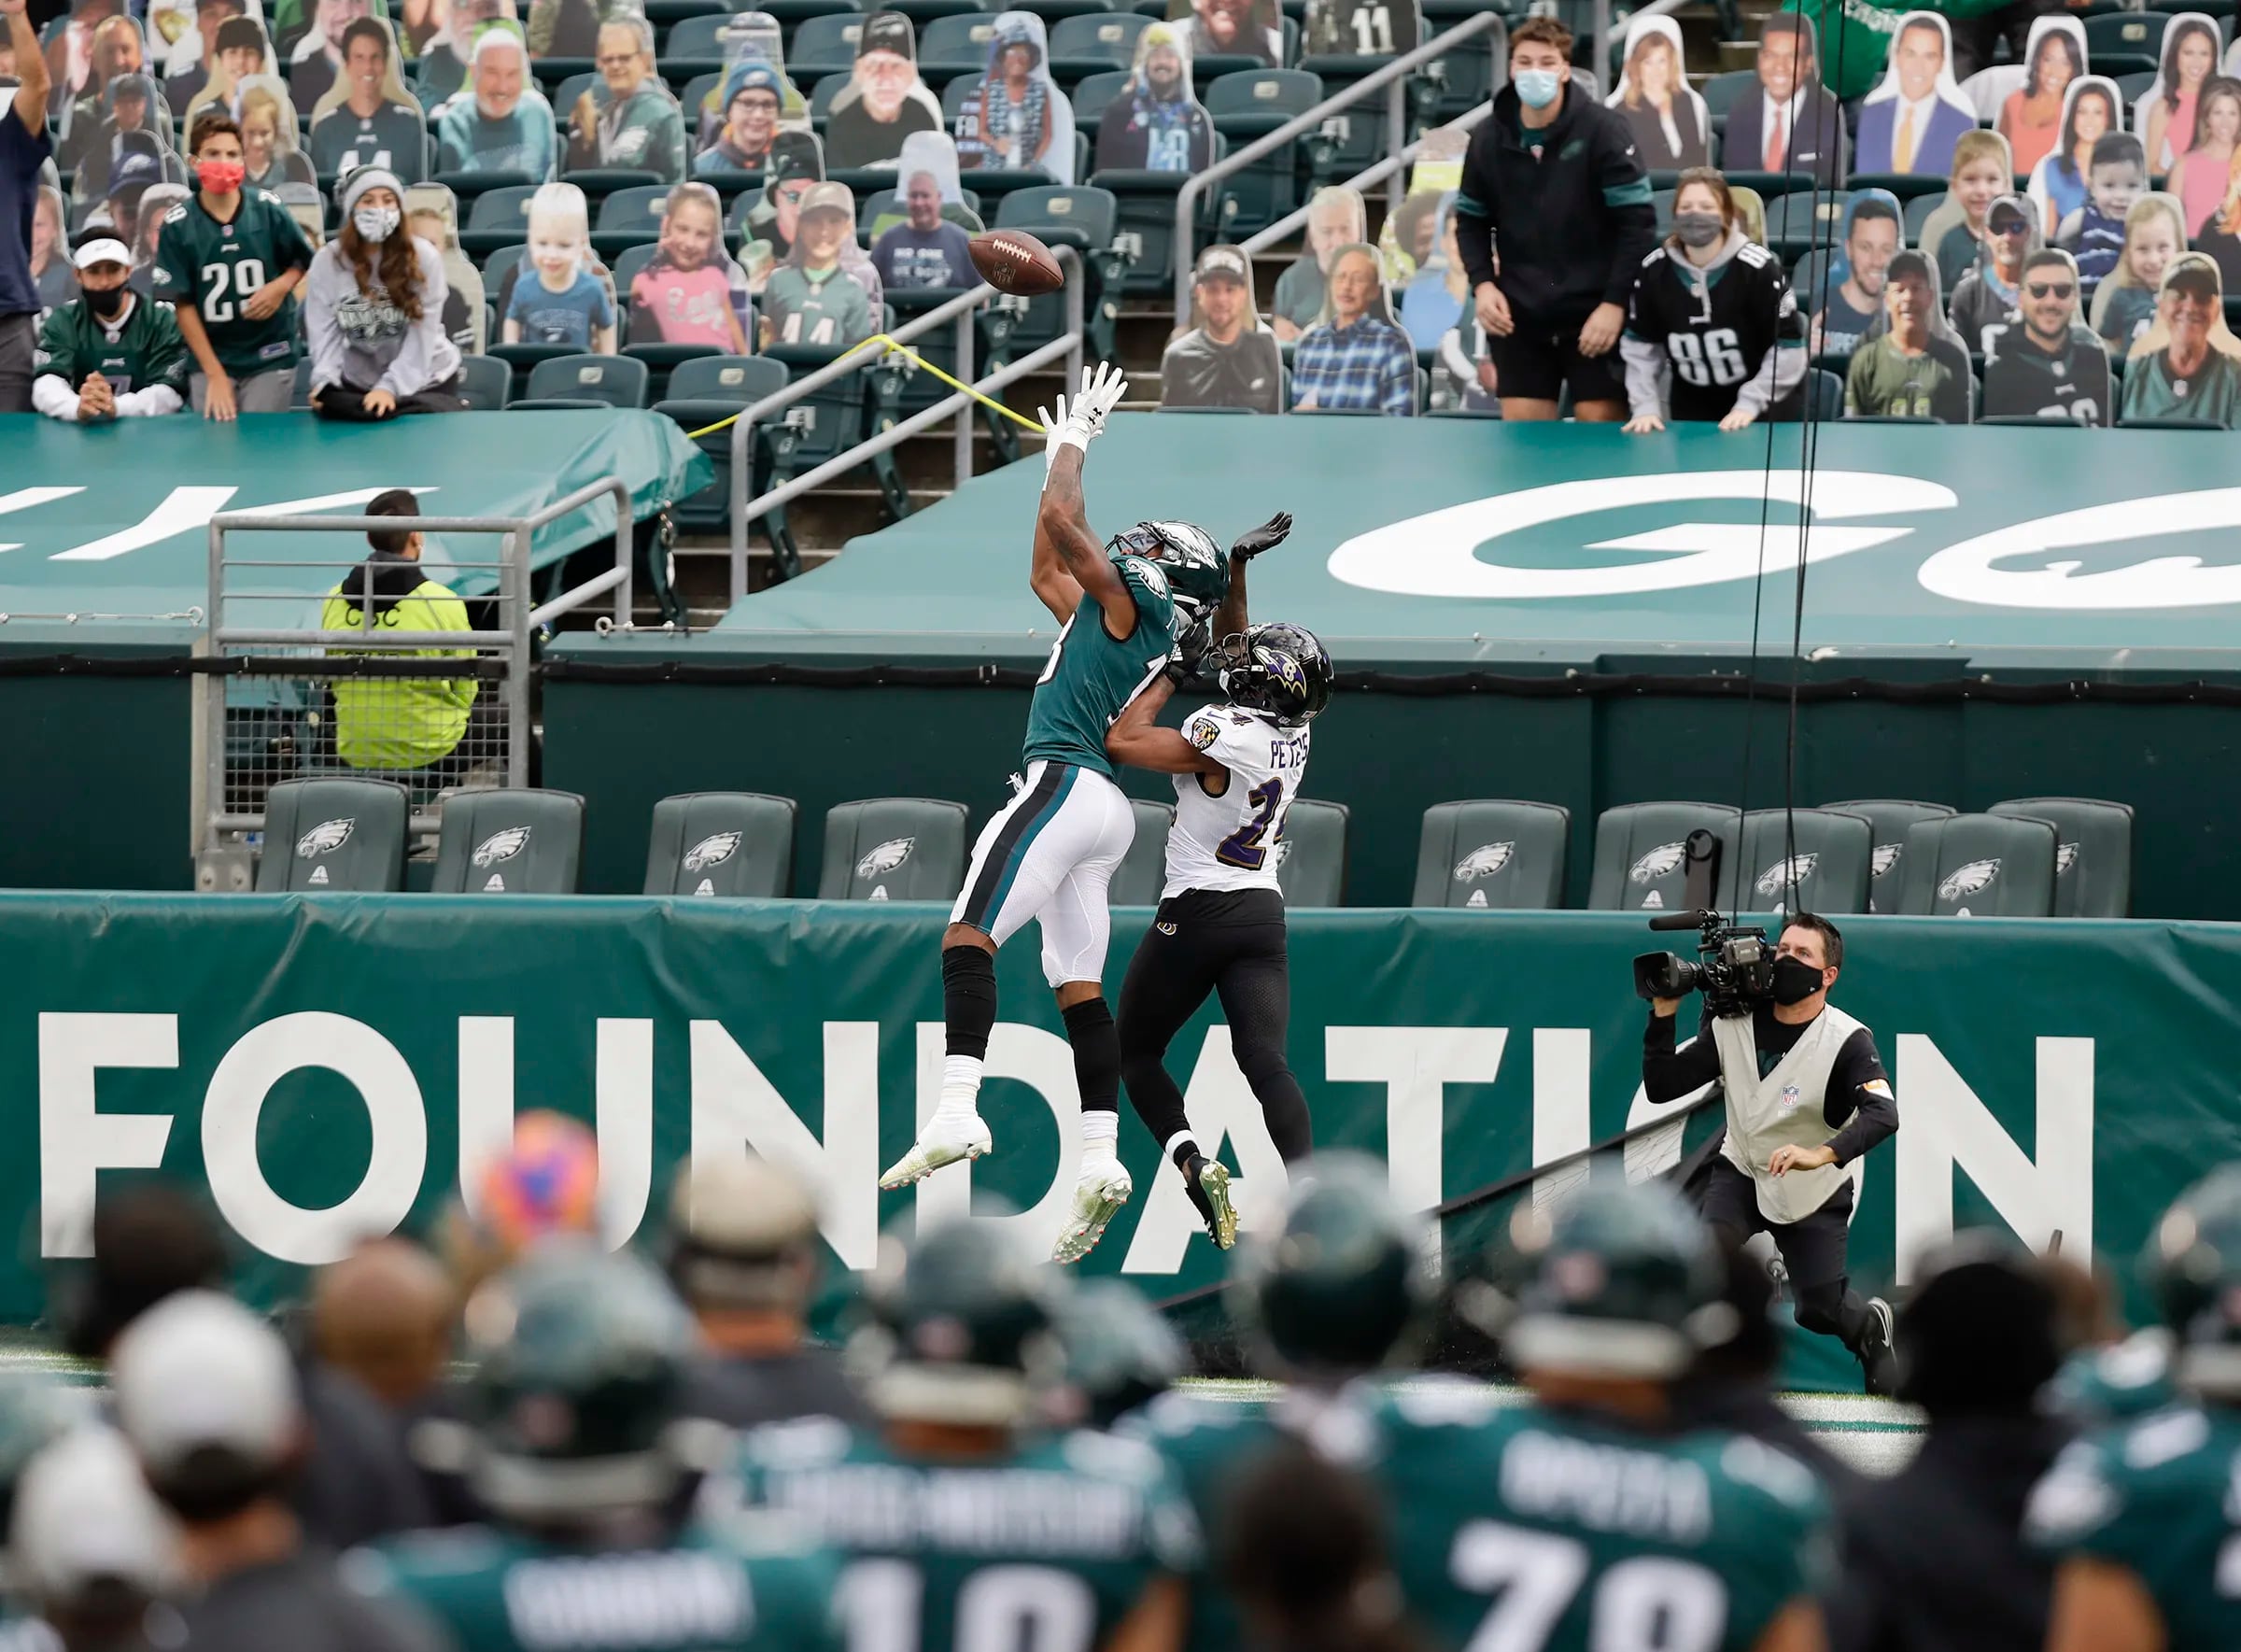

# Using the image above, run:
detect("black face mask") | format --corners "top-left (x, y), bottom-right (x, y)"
top-left (84, 284), bottom-right (127, 319)
top-left (1769, 955), bottom-right (1826, 1007)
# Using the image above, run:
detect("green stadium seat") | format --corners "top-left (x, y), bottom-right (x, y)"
top-left (462, 185), bottom-right (540, 258)
top-left (659, 13), bottom-right (736, 70)
top-left (1275, 798), bottom-right (1347, 906)
top-left (644, 791), bottom-right (797, 897)
top-left (2081, 10), bottom-right (2166, 76)
top-left (1895, 812), bottom-right (2059, 917)
top-left (1717, 807), bottom-right (1875, 916)
top-left (432, 789), bottom-right (586, 894)
top-left (920, 13), bottom-right (1001, 79)
top-left (1821, 798), bottom-right (1956, 913)
top-left (1110, 798), bottom-right (1175, 905)
top-left (1070, 69), bottom-right (1133, 129)
top-left (789, 13), bottom-right (867, 78)
top-left (1411, 799), bottom-right (1569, 911)
top-left (257, 778), bottom-right (409, 892)
top-left (516, 354), bottom-right (652, 410)
top-left (652, 354), bottom-right (792, 534)
top-left (1205, 69), bottom-right (1322, 238)
top-left (595, 184), bottom-right (673, 255)
top-left (1990, 797), bottom-right (2135, 918)
top-left (456, 353), bottom-right (513, 410)
top-left (1048, 11), bottom-right (1151, 80)
top-left (819, 798), bottom-right (971, 900)
top-left (1700, 68), bottom-right (1757, 123)
top-left (1758, 189), bottom-right (1853, 262)
top-left (1587, 802), bottom-right (1741, 912)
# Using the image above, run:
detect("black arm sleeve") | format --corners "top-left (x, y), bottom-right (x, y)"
top-left (1643, 1004), bottom-right (1721, 1103)
top-left (1821, 1026), bottom-right (1897, 1165)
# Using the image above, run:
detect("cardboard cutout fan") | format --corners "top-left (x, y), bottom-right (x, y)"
top-left (1607, 15), bottom-right (1709, 171)
top-left (825, 10), bottom-right (944, 169)
top-left (1166, 0), bottom-right (1279, 68)
top-left (1724, 13), bottom-right (1845, 186)
top-left (1992, 15), bottom-right (2086, 176)
top-left (955, 12), bottom-right (1076, 183)
top-left (2136, 12), bottom-right (2220, 174)
top-left (1855, 11), bottom-right (1975, 177)
top-left (1095, 22), bottom-right (1212, 174)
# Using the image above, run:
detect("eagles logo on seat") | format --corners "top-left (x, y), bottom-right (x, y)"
top-left (1755, 854), bottom-right (1818, 899)
top-left (683, 832), bottom-right (740, 872)
top-left (297, 818), bottom-right (355, 858)
top-left (473, 826), bottom-right (531, 868)
top-left (856, 837), bottom-right (916, 880)
top-left (1454, 841), bottom-right (1515, 883)
top-left (1629, 841), bottom-right (1687, 884)
top-left (1938, 858), bottom-right (2000, 902)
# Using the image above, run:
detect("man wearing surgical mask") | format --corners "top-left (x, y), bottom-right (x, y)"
top-left (1642, 911), bottom-right (1902, 1395)
top-left (1451, 14), bottom-right (1656, 423)
top-left (31, 233), bottom-right (190, 419)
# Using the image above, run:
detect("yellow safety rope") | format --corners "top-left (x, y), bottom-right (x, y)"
top-left (682, 332), bottom-right (1045, 439)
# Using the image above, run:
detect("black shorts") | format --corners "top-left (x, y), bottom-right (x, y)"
top-left (1688, 1150), bottom-right (1855, 1294)
top-left (1487, 311), bottom-right (1627, 405)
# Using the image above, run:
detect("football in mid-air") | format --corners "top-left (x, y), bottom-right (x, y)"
top-left (968, 229), bottom-right (1065, 296)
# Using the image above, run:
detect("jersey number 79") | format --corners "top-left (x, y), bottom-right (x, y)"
top-left (1451, 1520), bottom-right (1726, 1652)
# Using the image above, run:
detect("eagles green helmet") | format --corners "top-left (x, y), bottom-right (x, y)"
top-left (1051, 1278), bottom-right (1183, 1429)
top-left (2149, 1165), bottom-right (2241, 1397)
top-left (856, 1217), bottom-right (1069, 1426)
top-left (1227, 1152), bottom-right (1435, 1378)
top-left (1108, 521), bottom-right (1231, 616)
top-left (1503, 1178), bottom-right (1732, 1381)
top-left (455, 1241), bottom-right (711, 1521)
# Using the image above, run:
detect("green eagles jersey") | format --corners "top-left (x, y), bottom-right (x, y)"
top-left (1346, 1379), bottom-right (1833, 1652)
top-left (1022, 558), bottom-right (1180, 777)
top-left (34, 294), bottom-right (189, 399)
top-left (761, 265), bottom-right (873, 349)
top-left (2026, 1402), bottom-right (2241, 1649)
top-left (1122, 1389), bottom-right (1306, 1652)
top-left (729, 1416), bottom-right (1201, 1652)
top-left (151, 190), bottom-right (317, 376)
top-left (346, 1519), bottom-right (843, 1652)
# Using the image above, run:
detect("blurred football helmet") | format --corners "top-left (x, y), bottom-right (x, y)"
top-left (1050, 1278), bottom-right (1184, 1429)
top-left (1228, 1153), bottom-right (1435, 1378)
top-left (2149, 1165), bottom-right (2241, 1398)
top-left (854, 1217), bottom-right (1069, 1427)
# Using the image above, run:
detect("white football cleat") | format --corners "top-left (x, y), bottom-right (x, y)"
top-left (878, 1116), bottom-right (994, 1189)
top-left (1051, 1163), bottom-right (1134, 1264)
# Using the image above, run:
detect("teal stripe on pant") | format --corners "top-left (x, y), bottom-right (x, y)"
top-left (976, 763), bottom-right (1078, 929)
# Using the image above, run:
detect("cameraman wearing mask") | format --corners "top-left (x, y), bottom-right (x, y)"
top-left (1642, 912), bottom-right (1901, 1393)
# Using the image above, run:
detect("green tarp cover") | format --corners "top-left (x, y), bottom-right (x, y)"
top-left (0, 411), bottom-right (711, 646)
top-left (627, 418), bottom-right (2241, 674)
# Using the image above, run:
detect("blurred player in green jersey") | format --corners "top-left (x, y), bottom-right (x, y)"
top-left (350, 1244), bottom-right (841, 1652)
top-left (1348, 1179), bottom-right (1833, 1652)
top-left (728, 1216), bottom-right (1201, 1652)
top-left (2031, 1165), bottom-right (2241, 1652)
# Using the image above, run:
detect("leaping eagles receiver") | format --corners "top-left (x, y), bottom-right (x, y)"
top-left (967, 229), bottom-right (1065, 296)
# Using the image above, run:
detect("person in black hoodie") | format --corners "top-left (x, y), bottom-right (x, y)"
top-left (1451, 14), bottom-right (1656, 422)
top-left (1825, 1231), bottom-right (2070, 1652)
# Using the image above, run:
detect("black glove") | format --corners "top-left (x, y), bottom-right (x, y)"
top-left (1230, 512), bottom-right (1292, 561)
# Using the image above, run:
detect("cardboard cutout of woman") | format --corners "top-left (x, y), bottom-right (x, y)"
top-left (1272, 182), bottom-right (1361, 340)
top-left (1608, 15), bottom-right (1709, 171)
top-left (825, 10), bottom-right (945, 169)
top-left (1166, 0), bottom-right (1279, 68)
top-left (1302, 0), bottom-right (1417, 57)
top-left (1854, 11), bottom-right (1976, 177)
top-left (2181, 77), bottom-right (2241, 234)
top-left (1980, 246), bottom-right (2110, 424)
top-left (1996, 15), bottom-right (2084, 176)
top-left (2191, 161), bottom-right (2241, 289)
top-left (1095, 21), bottom-right (1212, 174)
top-left (2137, 12), bottom-right (2220, 173)
top-left (1162, 243), bottom-right (1282, 410)
top-left (761, 179), bottom-right (878, 348)
top-left (2094, 191), bottom-right (2186, 355)
top-left (2121, 250), bottom-right (2241, 425)
top-left (1916, 129), bottom-right (2015, 294)
top-left (2029, 76), bottom-right (2121, 237)
top-left (627, 179), bottom-right (754, 351)
top-left (1291, 240), bottom-right (1416, 414)
top-left (236, 74), bottom-right (316, 191)
top-left (954, 12), bottom-right (1075, 182)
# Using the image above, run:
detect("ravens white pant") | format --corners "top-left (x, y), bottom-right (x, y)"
top-left (951, 760), bottom-right (1135, 986)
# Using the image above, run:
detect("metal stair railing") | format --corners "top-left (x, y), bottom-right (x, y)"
top-left (1171, 10), bottom-right (1508, 326)
top-left (1234, 99), bottom-right (1494, 268)
top-left (727, 247), bottom-right (1085, 600)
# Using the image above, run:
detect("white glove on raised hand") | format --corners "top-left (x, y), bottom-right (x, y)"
top-left (1038, 360), bottom-right (1130, 475)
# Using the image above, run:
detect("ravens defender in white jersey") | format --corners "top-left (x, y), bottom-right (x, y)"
top-left (880, 362), bottom-right (1292, 1267)
top-left (1104, 623), bottom-right (1331, 1246)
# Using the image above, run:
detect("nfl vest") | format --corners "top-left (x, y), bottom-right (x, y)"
top-left (1712, 1004), bottom-right (1864, 1223)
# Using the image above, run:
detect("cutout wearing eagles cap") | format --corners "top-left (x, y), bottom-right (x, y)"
top-left (1642, 912), bottom-right (1901, 1393)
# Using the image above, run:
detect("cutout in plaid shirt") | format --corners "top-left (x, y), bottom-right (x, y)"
top-left (1290, 312), bottom-right (1416, 414)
